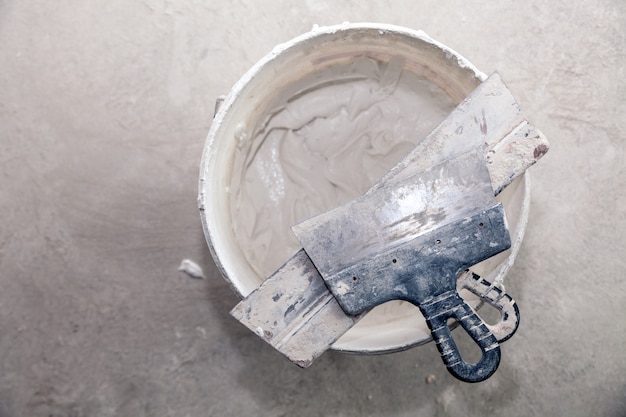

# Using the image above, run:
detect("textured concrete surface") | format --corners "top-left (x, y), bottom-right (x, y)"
top-left (1, 1), bottom-right (624, 416)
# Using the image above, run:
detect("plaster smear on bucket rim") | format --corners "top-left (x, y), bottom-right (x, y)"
top-left (229, 55), bottom-right (457, 284)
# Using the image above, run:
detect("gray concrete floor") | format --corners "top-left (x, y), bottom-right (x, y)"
top-left (1, 1), bottom-right (625, 416)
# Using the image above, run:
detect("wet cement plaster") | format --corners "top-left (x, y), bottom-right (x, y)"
top-left (0, 1), bottom-right (625, 416)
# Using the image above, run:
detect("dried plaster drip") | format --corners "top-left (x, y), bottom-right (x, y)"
top-left (178, 259), bottom-right (205, 280)
top-left (230, 55), bottom-right (457, 279)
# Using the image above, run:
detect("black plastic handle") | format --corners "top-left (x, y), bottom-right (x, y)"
top-left (417, 290), bottom-right (501, 383)
top-left (457, 270), bottom-right (520, 343)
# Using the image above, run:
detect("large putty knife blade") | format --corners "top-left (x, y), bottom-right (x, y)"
top-left (292, 150), bottom-right (510, 382)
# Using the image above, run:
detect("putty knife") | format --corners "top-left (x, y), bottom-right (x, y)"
top-left (292, 150), bottom-right (509, 382)
top-left (230, 72), bottom-right (549, 380)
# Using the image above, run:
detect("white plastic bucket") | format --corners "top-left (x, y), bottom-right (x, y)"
top-left (199, 23), bottom-right (530, 354)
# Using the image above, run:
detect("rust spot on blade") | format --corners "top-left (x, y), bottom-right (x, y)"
top-left (533, 144), bottom-right (549, 159)
top-left (475, 109), bottom-right (488, 135)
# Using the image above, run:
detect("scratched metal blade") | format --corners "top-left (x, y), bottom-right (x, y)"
top-left (230, 249), bottom-right (359, 367)
top-left (292, 150), bottom-right (495, 283)
top-left (309, 203), bottom-right (511, 316)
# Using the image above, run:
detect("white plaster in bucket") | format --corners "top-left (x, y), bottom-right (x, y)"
top-left (199, 23), bottom-right (530, 354)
